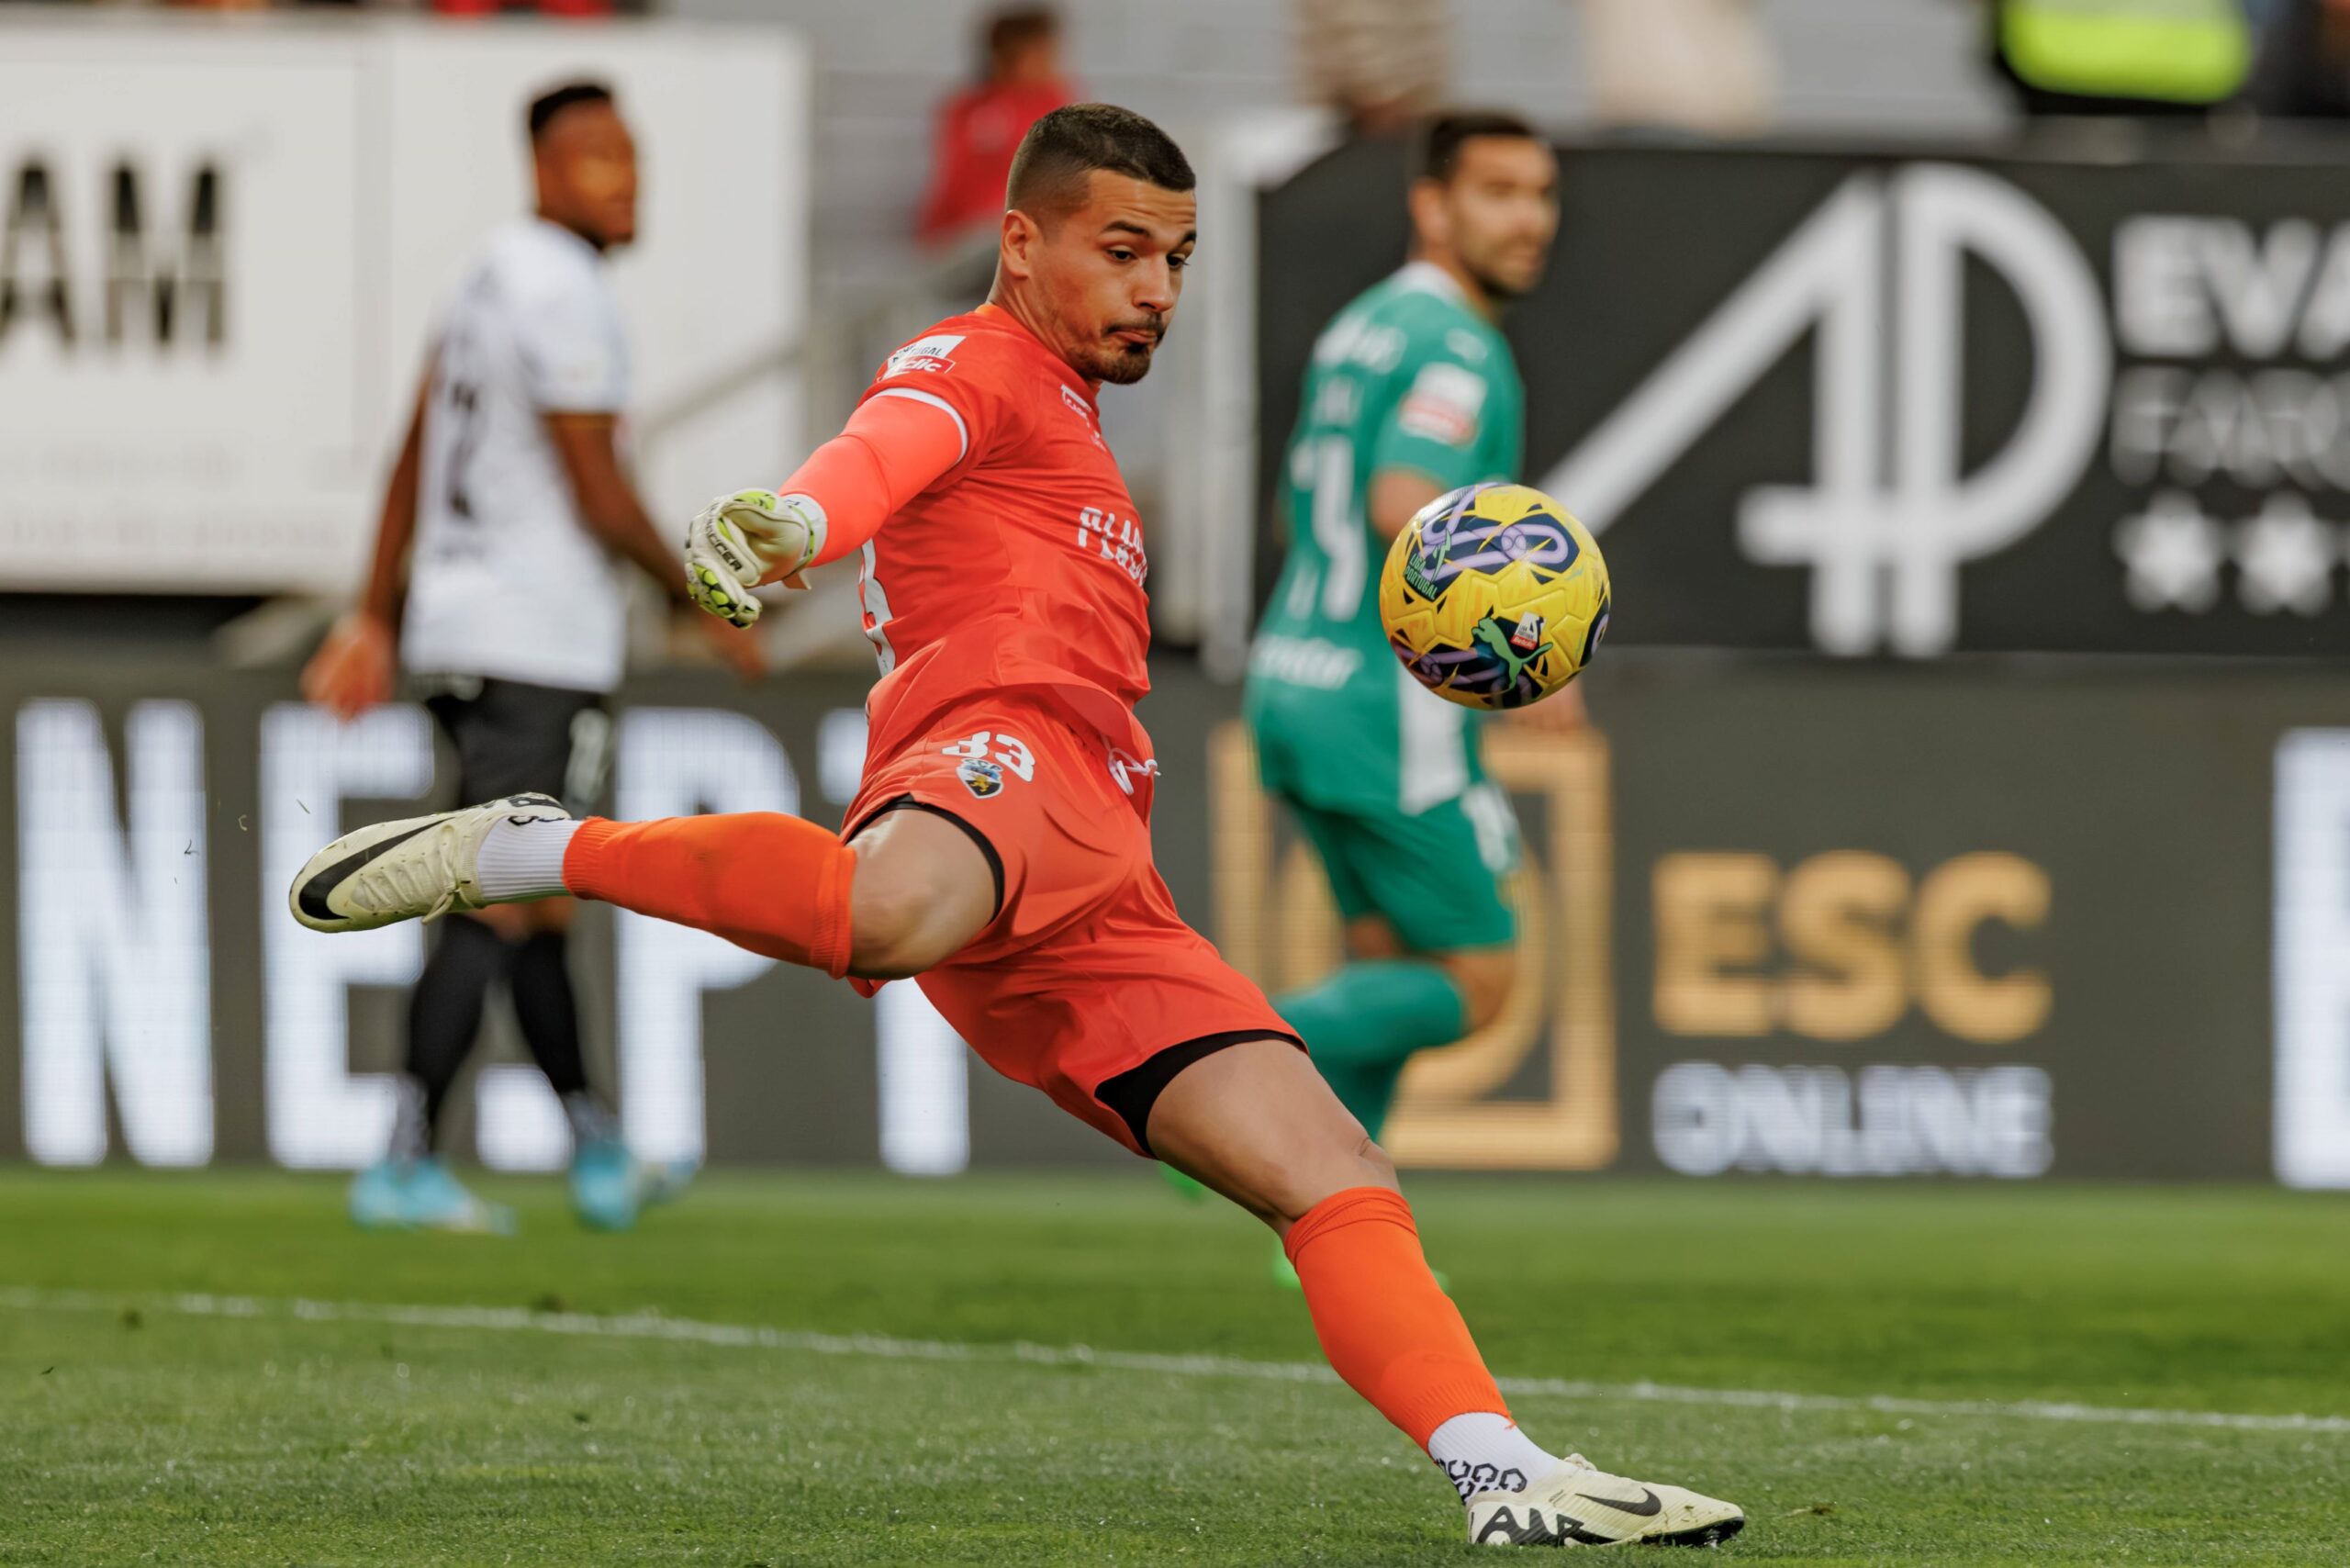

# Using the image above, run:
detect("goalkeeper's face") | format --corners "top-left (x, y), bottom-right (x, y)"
top-left (1425, 137), bottom-right (1560, 303)
top-left (1009, 172), bottom-right (1196, 386)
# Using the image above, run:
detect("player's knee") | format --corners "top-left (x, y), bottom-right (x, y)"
top-left (1273, 1131), bottom-right (1399, 1226)
top-left (1446, 948), bottom-right (1516, 1034)
top-left (1343, 915), bottom-right (1404, 961)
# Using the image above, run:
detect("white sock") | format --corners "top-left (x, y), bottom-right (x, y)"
top-left (1427, 1413), bottom-right (1559, 1504)
top-left (474, 817), bottom-right (583, 902)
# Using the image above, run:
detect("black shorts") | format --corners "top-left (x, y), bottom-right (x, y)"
top-left (419, 675), bottom-right (611, 814)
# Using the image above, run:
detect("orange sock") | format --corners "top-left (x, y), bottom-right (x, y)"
top-left (1283, 1185), bottom-right (1512, 1446)
top-left (562, 814), bottom-right (856, 978)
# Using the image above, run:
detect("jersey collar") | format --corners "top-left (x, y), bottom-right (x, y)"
top-left (1394, 259), bottom-right (1470, 308)
top-left (532, 214), bottom-right (608, 263)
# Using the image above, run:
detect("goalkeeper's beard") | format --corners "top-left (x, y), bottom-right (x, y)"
top-left (1076, 320), bottom-right (1165, 386)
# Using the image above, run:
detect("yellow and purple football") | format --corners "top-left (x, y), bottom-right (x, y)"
top-left (1378, 482), bottom-right (1609, 711)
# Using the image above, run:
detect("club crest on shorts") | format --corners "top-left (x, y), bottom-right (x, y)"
top-left (957, 756), bottom-right (1005, 799)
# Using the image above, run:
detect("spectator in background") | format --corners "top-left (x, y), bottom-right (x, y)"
top-left (2249, 0), bottom-right (2350, 117)
top-left (1296, 0), bottom-right (1450, 137)
top-left (1986, 0), bottom-right (2253, 118)
top-left (914, 6), bottom-right (1075, 247)
top-left (1577, 0), bottom-right (1774, 135)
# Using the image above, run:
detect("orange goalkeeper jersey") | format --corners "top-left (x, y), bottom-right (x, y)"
top-left (852, 305), bottom-right (1154, 761)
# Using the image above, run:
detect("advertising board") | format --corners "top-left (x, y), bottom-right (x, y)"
top-left (3, 655), bottom-right (2343, 1184)
top-left (1259, 136), bottom-right (2350, 657)
top-left (0, 17), bottom-right (806, 592)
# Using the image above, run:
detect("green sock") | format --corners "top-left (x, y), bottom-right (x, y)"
top-left (1274, 960), bottom-right (1466, 1142)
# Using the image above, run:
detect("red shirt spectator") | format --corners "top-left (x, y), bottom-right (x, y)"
top-left (916, 7), bottom-right (1076, 246)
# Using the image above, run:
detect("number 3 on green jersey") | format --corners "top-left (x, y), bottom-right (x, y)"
top-left (1248, 263), bottom-right (1526, 813)
top-left (1263, 264), bottom-right (1522, 655)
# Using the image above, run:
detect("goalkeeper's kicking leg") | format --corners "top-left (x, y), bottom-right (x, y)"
top-left (290, 790), bottom-right (989, 979)
top-left (289, 795), bottom-right (1740, 1547)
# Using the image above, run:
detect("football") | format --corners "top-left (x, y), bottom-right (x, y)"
top-left (1378, 482), bottom-right (1610, 711)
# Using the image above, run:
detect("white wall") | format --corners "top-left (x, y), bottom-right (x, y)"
top-left (0, 16), bottom-right (810, 595)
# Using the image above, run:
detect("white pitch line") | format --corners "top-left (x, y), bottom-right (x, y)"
top-left (4, 1285), bottom-right (2345, 1438)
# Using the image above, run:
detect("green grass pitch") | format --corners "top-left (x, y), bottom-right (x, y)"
top-left (2, 1170), bottom-right (2345, 1565)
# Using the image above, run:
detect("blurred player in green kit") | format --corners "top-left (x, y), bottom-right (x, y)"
top-left (1209, 113), bottom-right (1568, 1275)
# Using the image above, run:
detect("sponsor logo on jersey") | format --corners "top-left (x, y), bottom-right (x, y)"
top-left (1106, 748), bottom-right (1159, 797)
top-left (1395, 361), bottom-right (1488, 446)
top-left (1060, 384), bottom-right (1107, 448)
top-left (886, 333), bottom-right (965, 377)
top-left (957, 756), bottom-right (1004, 798)
top-left (1248, 633), bottom-right (1361, 689)
top-left (1076, 506), bottom-right (1148, 586)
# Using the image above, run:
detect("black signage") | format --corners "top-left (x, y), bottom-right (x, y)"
top-left (3, 654), bottom-right (2346, 1182)
top-left (1258, 136), bottom-right (2350, 658)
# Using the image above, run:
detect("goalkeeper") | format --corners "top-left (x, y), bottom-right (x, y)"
top-left (1240, 112), bottom-right (1567, 1234)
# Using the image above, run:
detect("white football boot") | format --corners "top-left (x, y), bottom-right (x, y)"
top-left (1466, 1455), bottom-right (1744, 1549)
top-left (290, 792), bottom-right (571, 933)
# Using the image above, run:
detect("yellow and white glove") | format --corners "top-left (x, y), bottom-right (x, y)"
top-left (683, 488), bottom-right (828, 628)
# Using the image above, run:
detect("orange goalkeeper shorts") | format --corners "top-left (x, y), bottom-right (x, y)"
top-left (844, 693), bottom-right (1300, 1155)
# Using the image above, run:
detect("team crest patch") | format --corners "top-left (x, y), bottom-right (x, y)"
top-left (957, 756), bottom-right (1005, 799)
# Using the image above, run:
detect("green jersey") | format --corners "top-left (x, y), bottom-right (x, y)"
top-left (1247, 262), bottom-right (1524, 814)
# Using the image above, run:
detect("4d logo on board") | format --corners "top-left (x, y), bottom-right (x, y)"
top-left (1543, 165), bottom-right (2108, 656)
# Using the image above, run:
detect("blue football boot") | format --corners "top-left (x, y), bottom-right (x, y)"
top-left (348, 1157), bottom-right (515, 1235)
top-left (570, 1137), bottom-right (696, 1232)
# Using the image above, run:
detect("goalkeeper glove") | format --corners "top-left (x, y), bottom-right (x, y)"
top-left (683, 488), bottom-right (827, 628)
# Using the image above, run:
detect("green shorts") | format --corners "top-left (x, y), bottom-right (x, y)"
top-left (1281, 784), bottom-right (1520, 955)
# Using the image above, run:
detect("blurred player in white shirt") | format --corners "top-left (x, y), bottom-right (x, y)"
top-left (302, 81), bottom-right (761, 1233)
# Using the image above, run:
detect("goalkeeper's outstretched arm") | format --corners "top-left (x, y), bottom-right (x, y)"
top-left (685, 392), bottom-right (967, 627)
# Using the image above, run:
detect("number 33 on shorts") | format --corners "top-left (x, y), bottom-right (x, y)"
top-left (943, 730), bottom-right (1035, 800)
